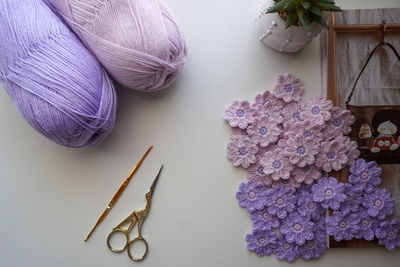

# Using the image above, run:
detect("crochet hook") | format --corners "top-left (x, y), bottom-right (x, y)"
top-left (84, 145), bottom-right (153, 242)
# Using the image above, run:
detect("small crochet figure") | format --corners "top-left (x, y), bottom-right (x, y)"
top-left (370, 110), bottom-right (400, 153)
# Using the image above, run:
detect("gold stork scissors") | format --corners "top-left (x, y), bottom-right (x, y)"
top-left (107, 165), bottom-right (163, 261)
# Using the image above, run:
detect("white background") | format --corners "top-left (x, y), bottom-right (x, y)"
top-left (1, 0), bottom-right (400, 266)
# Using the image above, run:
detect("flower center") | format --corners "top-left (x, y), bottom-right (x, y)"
top-left (259, 127), bottom-right (268, 135)
top-left (311, 107), bottom-right (320, 115)
top-left (304, 131), bottom-right (312, 138)
top-left (361, 220), bottom-right (369, 227)
top-left (273, 161), bottom-right (281, 169)
top-left (294, 224), bottom-right (301, 230)
top-left (284, 84), bottom-right (293, 92)
top-left (388, 231), bottom-right (396, 238)
top-left (307, 241), bottom-right (314, 247)
top-left (248, 191), bottom-right (256, 198)
top-left (236, 109), bottom-right (244, 117)
top-left (277, 198), bottom-right (284, 205)
top-left (339, 221), bottom-right (347, 228)
top-left (257, 166), bottom-right (264, 175)
top-left (239, 147), bottom-right (247, 155)
top-left (327, 152), bottom-right (335, 159)
top-left (259, 238), bottom-right (265, 244)
top-left (297, 146), bottom-right (306, 155)
top-left (241, 128), bottom-right (248, 135)
top-left (263, 213), bottom-right (270, 219)
top-left (302, 166), bottom-right (310, 173)
top-left (309, 202), bottom-right (315, 209)
top-left (284, 243), bottom-right (291, 250)
top-left (333, 119), bottom-right (342, 126)
top-left (361, 172), bottom-right (368, 179)
top-left (374, 199), bottom-right (382, 207)
top-left (293, 112), bottom-right (300, 120)
top-left (325, 189), bottom-right (333, 197)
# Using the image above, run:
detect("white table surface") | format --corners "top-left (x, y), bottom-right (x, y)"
top-left (1, 0), bottom-right (400, 266)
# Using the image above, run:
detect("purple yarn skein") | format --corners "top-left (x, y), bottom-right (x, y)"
top-left (0, 0), bottom-right (117, 148)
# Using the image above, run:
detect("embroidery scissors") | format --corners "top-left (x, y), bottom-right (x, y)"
top-left (107, 165), bottom-right (163, 261)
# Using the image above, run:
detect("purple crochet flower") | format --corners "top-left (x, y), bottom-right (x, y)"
top-left (227, 136), bottom-right (258, 168)
top-left (297, 189), bottom-right (325, 221)
top-left (260, 148), bottom-right (293, 181)
top-left (282, 102), bottom-right (302, 127)
top-left (247, 161), bottom-right (272, 186)
top-left (298, 222), bottom-right (327, 260)
top-left (253, 103), bottom-right (283, 124)
top-left (323, 107), bottom-right (355, 140)
top-left (315, 138), bottom-right (348, 172)
top-left (354, 208), bottom-right (379, 241)
top-left (246, 229), bottom-right (278, 256)
top-left (326, 211), bottom-right (360, 241)
top-left (284, 120), bottom-right (325, 142)
top-left (349, 158), bottom-right (381, 193)
top-left (292, 165), bottom-right (321, 185)
top-left (279, 136), bottom-right (319, 167)
top-left (339, 184), bottom-right (362, 215)
top-left (231, 127), bottom-right (249, 139)
top-left (275, 235), bottom-right (299, 262)
top-left (273, 74), bottom-right (304, 103)
top-left (248, 118), bottom-right (281, 147)
top-left (224, 100), bottom-right (255, 129)
top-left (362, 187), bottom-right (394, 220)
top-left (236, 181), bottom-right (267, 212)
top-left (250, 208), bottom-right (280, 231)
top-left (265, 185), bottom-right (297, 219)
top-left (300, 95), bottom-right (333, 125)
top-left (281, 212), bottom-right (314, 245)
top-left (376, 220), bottom-right (400, 251)
top-left (311, 177), bottom-right (346, 210)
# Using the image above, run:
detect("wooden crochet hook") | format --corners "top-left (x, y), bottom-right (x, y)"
top-left (84, 145), bottom-right (153, 242)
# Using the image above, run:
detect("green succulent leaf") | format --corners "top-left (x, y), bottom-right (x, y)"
top-left (312, 14), bottom-right (328, 27)
top-left (284, 0), bottom-right (298, 10)
top-left (299, 12), bottom-right (311, 27)
top-left (285, 9), bottom-right (299, 28)
top-left (301, 1), bottom-right (311, 10)
top-left (296, 6), bottom-right (306, 19)
top-left (267, 0), bottom-right (289, 13)
top-left (317, 2), bottom-right (342, 11)
top-left (309, 6), bottom-right (322, 16)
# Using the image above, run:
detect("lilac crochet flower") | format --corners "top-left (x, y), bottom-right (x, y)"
top-left (265, 185), bottom-right (297, 219)
top-left (260, 148), bottom-right (293, 180)
top-left (273, 74), bottom-right (304, 103)
top-left (254, 90), bottom-right (273, 106)
top-left (253, 103), bottom-right (283, 124)
top-left (311, 177), bottom-right (346, 210)
top-left (281, 212), bottom-right (314, 245)
top-left (247, 161), bottom-right (272, 186)
top-left (300, 95), bottom-right (333, 125)
top-left (271, 176), bottom-right (302, 190)
top-left (339, 184), bottom-right (362, 215)
top-left (354, 208), bottom-right (379, 241)
top-left (344, 139), bottom-right (360, 166)
top-left (279, 136), bottom-right (319, 167)
top-left (297, 189), bottom-right (325, 221)
top-left (326, 211), bottom-right (360, 241)
top-left (236, 181), bottom-right (267, 212)
top-left (376, 220), bottom-right (400, 251)
top-left (246, 229), bottom-right (278, 256)
top-left (224, 100), bottom-right (255, 129)
top-left (250, 208), bottom-right (280, 231)
top-left (227, 136), bottom-right (258, 168)
top-left (349, 158), bottom-right (381, 193)
top-left (282, 102), bottom-right (302, 127)
top-left (315, 138), bottom-right (348, 172)
top-left (298, 222), bottom-right (327, 260)
top-left (248, 118), bottom-right (281, 147)
top-left (231, 127), bottom-right (249, 139)
top-left (275, 235), bottom-right (299, 262)
top-left (284, 120), bottom-right (325, 142)
top-left (362, 187), bottom-right (394, 220)
top-left (323, 107), bottom-right (355, 140)
top-left (292, 165), bottom-right (321, 185)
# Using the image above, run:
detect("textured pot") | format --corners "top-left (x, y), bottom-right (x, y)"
top-left (256, 0), bottom-right (327, 52)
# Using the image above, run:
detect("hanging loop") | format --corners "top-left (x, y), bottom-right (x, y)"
top-left (381, 20), bottom-right (387, 44)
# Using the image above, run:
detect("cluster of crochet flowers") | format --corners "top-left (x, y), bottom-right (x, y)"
top-left (237, 158), bottom-right (400, 262)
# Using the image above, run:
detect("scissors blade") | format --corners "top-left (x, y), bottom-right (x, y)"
top-left (148, 165), bottom-right (163, 196)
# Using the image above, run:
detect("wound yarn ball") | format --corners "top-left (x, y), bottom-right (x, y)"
top-left (47, 0), bottom-right (187, 92)
top-left (0, 0), bottom-right (117, 148)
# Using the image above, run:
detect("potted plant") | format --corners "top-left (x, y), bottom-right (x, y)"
top-left (256, 0), bottom-right (342, 52)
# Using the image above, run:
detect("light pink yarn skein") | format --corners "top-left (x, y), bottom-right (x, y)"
top-left (47, 0), bottom-right (187, 92)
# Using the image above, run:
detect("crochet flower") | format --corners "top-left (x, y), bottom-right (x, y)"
top-left (300, 95), bottom-right (333, 125)
top-left (247, 161), bottom-right (272, 186)
top-left (292, 165), bottom-right (322, 185)
top-left (279, 136), bottom-right (319, 167)
top-left (323, 107), bottom-right (355, 140)
top-left (231, 127), bottom-right (249, 139)
top-left (236, 181), bottom-right (267, 212)
top-left (339, 184), bottom-right (362, 215)
top-left (260, 148), bottom-right (293, 180)
top-left (298, 222), bottom-right (327, 260)
top-left (227, 136), bottom-right (258, 168)
top-left (275, 235), bottom-right (299, 262)
top-left (280, 212), bottom-right (314, 245)
top-left (344, 138), bottom-right (360, 166)
top-left (273, 74), bottom-right (304, 103)
top-left (250, 208), bottom-right (280, 231)
top-left (311, 177), bottom-right (346, 210)
top-left (246, 229), bottom-right (278, 256)
top-left (376, 220), bottom-right (400, 251)
top-left (282, 102), bottom-right (302, 128)
top-left (224, 100), bottom-right (255, 129)
top-left (265, 185), bottom-right (297, 219)
top-left (349, 158), bottom-right (381, 193)
top-left (271, 176), bottom-right (302, 190)
top-left (326, 211), bottom-right (360, 241)
top-left (284, 120), bottom-right (325, 142)
top-left (254, 90), bottom-right (273, 106)
top-left (315, 138), bottom-right (348, 172)
top-left (354, 208), bottom-right (379, 241)
top-left (248, 118), bottom-right (281, 147)
top-left (297, 189), bottom-right (325, 221)
top-left (362, 188), bottom-right (394, 220)
top-left (253, 103), bottom-right (283, 123)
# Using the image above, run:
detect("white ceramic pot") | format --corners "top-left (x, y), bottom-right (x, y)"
top-left (256, 0), bottom-right (327, 52)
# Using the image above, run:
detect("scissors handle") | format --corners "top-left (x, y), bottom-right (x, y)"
top-left (107, 229), bottom-right (130, 253)
top-left (127, 236), bottom-right (149, 262)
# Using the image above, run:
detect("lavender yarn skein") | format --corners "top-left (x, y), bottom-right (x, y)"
top-left (0, 0), bottom-right (117, 148)
top-left (47, 0), bottom-right (187, 92)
